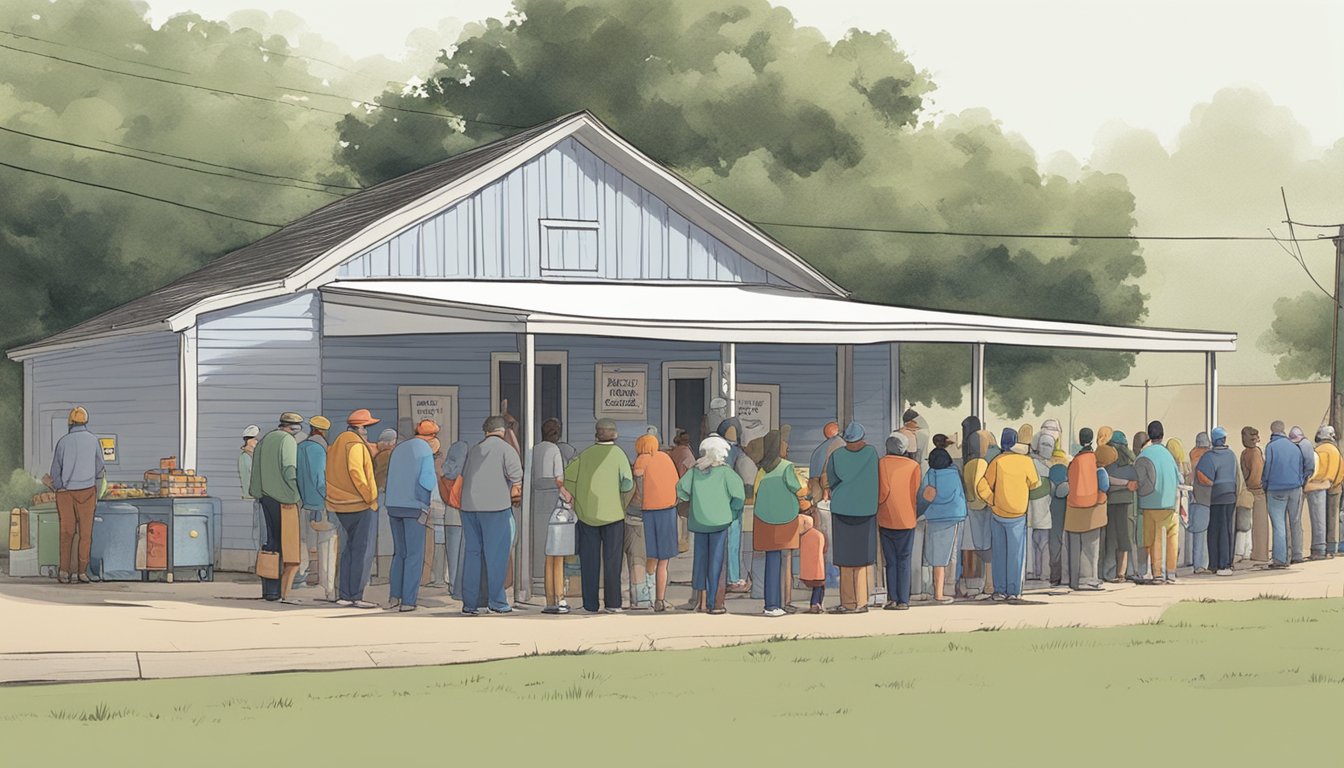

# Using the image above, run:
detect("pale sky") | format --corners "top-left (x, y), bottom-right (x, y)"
top-left (146, 0), bottom-right (1344, 161)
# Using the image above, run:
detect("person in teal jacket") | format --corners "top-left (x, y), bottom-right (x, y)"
top-left (826, 422), bottom-right (879, 613)
top-left (676, 435), bottom-right (745, 615)
top-left (1133, 421), bottom-right (1182, 583)
top-left (918, 446), bottom-right (966, 603)
top-left (297, 416), bottom-right (334, 601)
top-left (1047, 448), bottom-right (1070, 586)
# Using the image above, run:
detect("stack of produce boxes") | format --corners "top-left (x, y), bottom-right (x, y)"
top-left (143, 456), bottom-right (209, 498)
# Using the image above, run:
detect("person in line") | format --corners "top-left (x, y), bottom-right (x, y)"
top-left (976, 427), bottom-right (1040, 603)
top-left (1099, 430), bottom-right (1138, 583)
top-left (297, 415), bottom-right (337, 602)
top-left (1063, 428), bottom-right (1110, 591)
top-left (1047, 442), bottom-right (1071, 586)
top-left (1026, 429), bottom-right (1056, 581)
top-left (48, 406), bottom-right (106, 584)
top-left (634, 431), bottom-right (681, 612)
top-left (918, 443), bottom-right (966, 604)
top-left (442, 440), bottom-right (469, 600)
top-left (250, 412), bottom-right (304, 603)
top-left (718, 418), bottom-right (758, 594)
top-left (533, 419), bottom-right (574, 614)
top-left (1185, 434), bottom-right (1212, 574)
top-left (1241, 426), bottom-right (1269, 562)
top-left (753, 428), bottom-right (806, 616)
top-left (1306, 426), bottom-right (1340, 560)
top-left (460, 416), bottom-right (524, 614)
top-left (622, 429), bottom-right (661, 611)
top-left (897, 408), bottom-right (925, 465)
top-left (1288, 426), bottom-right (1315, 564)
top-left (669, 428), bottom-right (696, 476)
top-left (877, 432), bottom-right (920, 610)
top-left (826, 422), bottom-right (879, 614)
top-left (1196, 426), bottom-right (1241, 576)
top-left (807, 421), bottom-right (844, 502)
top-left (1133, 421), bottom-right (1183, 584)
top-left (1327, 427), bottom-right (1344, 559)
top-left (677, 435), bottom-right (745, 615)
top-left (960, 418), bottom-right (998, 599)
top-left (384, 420), bottom-right (440, 612)
top-left (1262, 420), bottom-right (1310, 569)
top-left (564, 418), bottom-right (634, 614)
top-left (798, 514), bottom-right (827, 613)
top-left (327, 409), bottom-right (382, 609)
top-left (238, 424), bottom-right (261, 557)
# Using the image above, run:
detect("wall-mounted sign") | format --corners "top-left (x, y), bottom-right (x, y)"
top-left (735, 384), bottom-right (779, 446)
top-left (595, 364), bottom-right (648, 420)
top-left (99, 435), bottom-right (118, 464)
top-left (398, 386), bottom-right (459, 444)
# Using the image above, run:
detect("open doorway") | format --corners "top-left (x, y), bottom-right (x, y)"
top-left (491, 351), bottom-right (568, 444)
top-left (662, 362), bottom-right (720, 455)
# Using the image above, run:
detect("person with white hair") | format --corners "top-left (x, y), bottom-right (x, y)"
top-left (676, 435), bottom-right (745, 614)
top-left (1262, 420), bottom-right (1310, 569)
top-left (1306, 425), bottom-right (1341, 560)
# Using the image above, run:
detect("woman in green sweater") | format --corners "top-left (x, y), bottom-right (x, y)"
top-left (825, 422), bottom-right (880, 614)
top-left (676, 435), bottom-right (746, 615)
top-left (753, 428), bottom-right (806, 617)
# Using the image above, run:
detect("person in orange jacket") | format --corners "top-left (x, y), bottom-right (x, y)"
top-left (877, 432), bottom-right (921, 609)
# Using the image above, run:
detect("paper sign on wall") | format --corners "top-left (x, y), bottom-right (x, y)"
top-left (595, 364), bottom-right (648, 420)
top-left (734, 384), bottom-right (779, 446)
top-left (397, 386), bottom-right (458, 444)
top-left (99, 436), bottom-right (117, 464)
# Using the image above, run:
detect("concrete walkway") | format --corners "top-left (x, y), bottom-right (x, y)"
top-left (4, 558), bottom-right (1343, 684)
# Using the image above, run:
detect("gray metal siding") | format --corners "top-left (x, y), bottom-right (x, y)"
top-left (852, 343), bottom-right (893, 443)
top-left (736, 344), bottom-right (842, 458)
top-left (321, 333), bottom-right (511, 442)
top-left (27, 333), bottom-right (180, 483)
top-left (337, 137), bottom-right (779, 285)
top-left (197, 293), bottom-right (322, 552)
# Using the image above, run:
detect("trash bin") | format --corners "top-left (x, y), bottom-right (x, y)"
top-left (172, 511), bottom-right (213, 582)
top-left (89, 503), bottom-right (141, 581)
top-left (32, 508), bottom-right (59, 578)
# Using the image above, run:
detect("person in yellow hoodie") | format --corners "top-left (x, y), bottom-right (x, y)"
top-left (1307, 426), bottom-right (1341, 559)
top-left (976, 428), bottom-right (1040, 602)
top-left (328, 408), bottom-right (381, 608)
top-left (960, 417), bottom-right (997, 599)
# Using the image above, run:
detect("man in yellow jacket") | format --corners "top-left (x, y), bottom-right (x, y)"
top-left (976, 427), bottom-right (1040, 603)
top-left (328, 408), bottom-right (381, 608)
top-left (1307, 426), bottom-right (1342, 559)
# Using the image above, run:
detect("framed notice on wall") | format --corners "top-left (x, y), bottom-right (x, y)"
top-left (735, 384), bottom-right (780, 446)
top-left (595, 364), bottom-right (648, 420)
top-left (397, 386), bottom-right (459, 444)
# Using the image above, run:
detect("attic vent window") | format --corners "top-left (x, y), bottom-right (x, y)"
top-left (539, 218), bottom-right (600, 274)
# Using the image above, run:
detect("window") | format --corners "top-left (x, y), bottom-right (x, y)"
top-left (490, 351), bottom-right (569, 443)
top-left (539, 219), bottom-right (600, 274)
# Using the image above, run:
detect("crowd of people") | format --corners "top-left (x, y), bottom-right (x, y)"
top-left (231, 404), bottom-right (1344, 616)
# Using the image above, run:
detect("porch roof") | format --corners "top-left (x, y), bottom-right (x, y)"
top-left (319, 280), bottom-right (1237, 353)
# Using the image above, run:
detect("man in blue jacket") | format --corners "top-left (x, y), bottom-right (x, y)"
top-left (384, 420), bottom-right (441, 612)
top-left (1195, 426), bottom-right (1241, 576)
top-left (1262, 420), bottom-right (1312, 568)
top-left (48, 406), bottom-right (106, 584)
top-left (297, 416), bottom-right (334, 601)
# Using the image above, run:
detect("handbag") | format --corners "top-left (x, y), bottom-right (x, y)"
top-left (546, 499), bottom-right (577, 557)
top-left (446, 475), bottom-right (464, 510)
top-left (255, 549), bottom-right (280, 580)
top-left (676, 470), bottom-right (694, 517)
top-left (1235, 506), bottom-right (1253, 533)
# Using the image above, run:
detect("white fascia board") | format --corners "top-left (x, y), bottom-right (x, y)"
top-left (570, 121), bottom-right (847, 297)
top-left (6, 323), bottom-right (173, 361)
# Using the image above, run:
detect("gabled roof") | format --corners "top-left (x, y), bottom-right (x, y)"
top-left (9, 111), bottom-right (845, 359)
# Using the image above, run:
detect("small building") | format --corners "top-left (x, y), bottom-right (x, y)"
top-left (8, 112), bottom-right (1235, 589)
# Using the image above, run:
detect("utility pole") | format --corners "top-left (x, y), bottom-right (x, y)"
top-left (1332, 225), bottom-right (1344, 439)
top-left (1144, 379), bottom-right (1150, 425)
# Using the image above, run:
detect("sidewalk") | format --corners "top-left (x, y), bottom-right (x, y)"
top-left (4, 558), bottom-right (1343, 684)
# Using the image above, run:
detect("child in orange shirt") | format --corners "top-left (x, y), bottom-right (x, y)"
top-left (799, 513), bottom-right (827, 613)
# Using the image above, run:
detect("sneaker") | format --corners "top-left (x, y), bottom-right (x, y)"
top-left (542, 606), bottom-right (560, 615)
top-left (1006, 597), bottom-right (1028, 606)
top-left (808, 604), bottom-right (824, 614)
top-left (883, 601), bottom-right (902, 611)
top-left (399, 605), bottom-right (417, 613)
top-left (461, 608), bottom-right (480, 616)
top-left (782, 604), bottom-right (799, 614)
top-left (57, 571), bottom-right (70, 584)
top-left (726, 580), bottom-right (750, 593)
top-left (601, 607), bottom-right (623, 614)
top-left (708, 607), bottom-right (727, 615)
top-left (352, 601), bottom-right (378, 609)
top-left (895, 603), bottom-right (910, 611)
top-left (488, 606), bottom-right (513, 614)
top-left (1290, 558), bottom-right (1307, 565)
top-left (556, 605), bottom-right (570, 614)
top-left (910, 594), bottom-right (931, 603)
top-left (974, 592), bottom-right (994, 601)
top-left (385, 600), bottom-right (402, 611)
top-left (1216, 569), bottom-right (1234, 577)
top-left (279, 598), bottom-right (301, 605)
top-left (934, 597), bottom-right (955, 605)
top-left (763, 608), bottom-right (786, 617)
top-left (335, 599), bottom-right (354, 607)
top-left (558, 599), bottom-right (569, 609)
top-left (76, 574), bottom-right (91, 584)
top-left (1164, 577), bottom-right (1177, 584)
top-left (991, 593), bottom-right (1007, 602)
top-left (1268, 562), bottom-right (1290, 570)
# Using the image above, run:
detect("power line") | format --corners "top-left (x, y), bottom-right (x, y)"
top-left (98, 139), bottom-right (363, 191)
top-left (0, 36), bottom-right (530, 132)
top-left (1120, 380), bottom-right (1323, 389)
top-left (0, 28), bottom-right (191, 75)
top-left (0, 160), bottom-right (284, 228)
top-left (0, 123), bottom-right (346, 197)
top-left (753, 219), bottom-right (1325, 242)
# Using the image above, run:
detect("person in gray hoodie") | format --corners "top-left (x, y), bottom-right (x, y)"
top-left (1101, 430), bottom-right (1139, 583)
top-left (1196, 426), bottom-right (1241, 575)
top-left (1186, 432), bottom-right (1213, 574)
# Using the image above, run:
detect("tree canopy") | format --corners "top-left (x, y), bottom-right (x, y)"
top-left (337, 0), bottom-right (1148, 417)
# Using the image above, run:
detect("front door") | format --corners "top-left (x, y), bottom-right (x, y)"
top-left (662, 362), bottom-right (720, 455)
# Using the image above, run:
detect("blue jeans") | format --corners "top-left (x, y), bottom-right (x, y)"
top-left (387, 509), bottom-right (426, 607)
top-left (1306, 489), bottom-right (1327, 556)
top-left (990, 515), bottom-right (1027, 597)
top-left (693, 529), bottom-right (729, 610)
top-left (763, 550), bottom-right (783, 611)
top-left (1266, 488), bottom-right (1302, 564)
top-left (336, 509), bottom-right (376, 602)
top-left (880, 527), bottom-right (915, 605)
top-left (461, 510), bottom-right (512, 612)
top-left (726, 516), bottom-right (743, 583)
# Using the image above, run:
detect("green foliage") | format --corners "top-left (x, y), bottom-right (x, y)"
top-left (337, 0), bottom-right (1147, 416)
top-left (0, 469), bottom-right (44, 511)
top-left (1260, 291), bottom-right (1332, 380)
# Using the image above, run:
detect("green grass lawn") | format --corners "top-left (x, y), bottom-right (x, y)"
top-left (3, 597), bottom-right (1342, 764)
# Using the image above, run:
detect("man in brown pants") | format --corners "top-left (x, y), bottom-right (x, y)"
top-left (48, 406), bottom-right (106, 583)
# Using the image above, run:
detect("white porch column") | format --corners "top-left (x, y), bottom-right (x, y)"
top-left (970, 343), bottom-right (986, 423)
top-left (179, 326), bottom-right (198, 470)
top-left (836, 345), bottom-right (854, 426)
top-left (889, 343), bottom-right (901, 436)
top-left (1205, 352), bottom-right (1218, 434)
top-left (720, 342), bottom-right (737, 416)
top-left (515, 331), bottom-right (536, 603)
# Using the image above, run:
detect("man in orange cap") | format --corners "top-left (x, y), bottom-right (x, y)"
top-left (384, 420), bottom-right (441, 611)
top-left (48, 406), bottom-right (105, 584)
top-left (327, 408), bottom-right (380, 608)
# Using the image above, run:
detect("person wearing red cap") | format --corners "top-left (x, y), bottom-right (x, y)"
top-left (384, 420), bottom-right (441, 611)
top-left (328, 408), bottom-right (381, 608)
